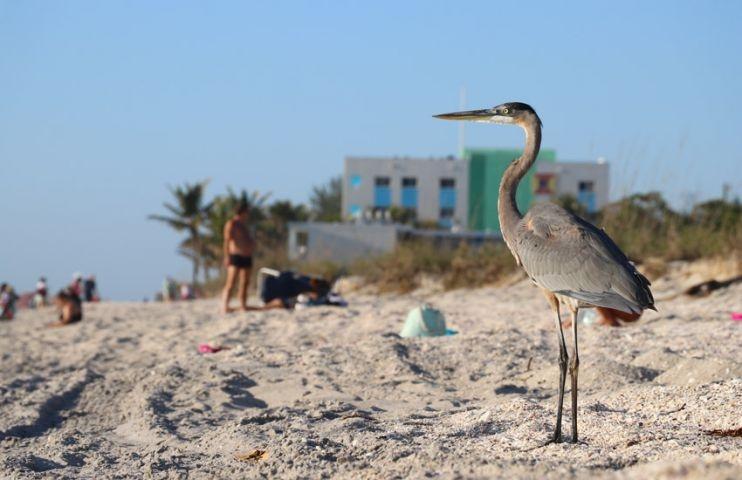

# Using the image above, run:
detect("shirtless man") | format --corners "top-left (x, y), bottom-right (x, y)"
top-left (221, 202), bottom-right (255, 313)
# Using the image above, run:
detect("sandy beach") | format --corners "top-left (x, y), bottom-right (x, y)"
top-left (1, 266), bottom-right (740, 479)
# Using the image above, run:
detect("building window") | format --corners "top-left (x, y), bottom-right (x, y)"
top-left (374, 176), bottom-right (391, 209)
top-left (349, 204), bottom-right (362, 218)
top-left (375, 177), bottom-right (391, 187)
top-left (577, 181), bottom-right (596, 213)
top-left (439, 207), bottom-right (455, 228)
top-left (439, 179), bottom-right (456, 227)
top-left (439, 178), bottom-right (456, 210)
top-left (295, 230), bottom-right (309, 258)
top-left (533, 173), bottom-right (556, 195)
top-left (350, 174), bottom-right (362, 190)
top-left (439, 207), bottom-right (455, 218)
top-left (401, 177), bottom-right (418, 209)
top-left (296, 230), bottom-right (309, 248)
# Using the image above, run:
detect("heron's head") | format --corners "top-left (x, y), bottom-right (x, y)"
top-left (434, 102), bottom-right (541, 127)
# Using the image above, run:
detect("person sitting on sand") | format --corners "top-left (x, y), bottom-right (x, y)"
top-left (50, 288), bottom-right (82, 327)
top-left (260, 274), bottom-right (340, 310)
top-left (594, 306), bottom-right (642, 326)
top-left (562, 306), bottom-right (642, 328)
top-left (221, 201), bottom-right (256, 313)
top-left (1, 283), bottom-right (18, 320)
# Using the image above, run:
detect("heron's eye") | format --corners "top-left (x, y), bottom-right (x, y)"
top-left (502, 108), bottom-right (509, 114)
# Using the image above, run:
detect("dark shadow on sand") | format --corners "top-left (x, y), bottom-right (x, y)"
top-left (222, 372), bottom-right (267, 409)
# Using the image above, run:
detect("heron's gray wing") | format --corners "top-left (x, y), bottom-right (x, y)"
top-left (516, 204), bottom-right (654, 313)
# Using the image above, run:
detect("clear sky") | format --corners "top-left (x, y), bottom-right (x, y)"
top-left (1, 0), bottom-right (741, 300)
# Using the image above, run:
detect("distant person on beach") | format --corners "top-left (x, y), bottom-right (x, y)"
top-left (594, 306), bottom-right (642, 327)
top-left (83, 275), bottom-right (99, 302)
top-left (562, 307), bottom-right (642, 328)
top-left (221, 201), bottom-right (255, 313)
top-left (1, 283), bottom-right (18, 320)
top-left (69, 272), bottom-right (83, 297)
top-left (258, 271), bottom-right (346, 310)
top-left (49, 288), bottom-right (82, 327)
top-left (162, 276), bottom-right (177, 302)
top-left (261, 276), bottom-right (332, 310)
top-left (180, 282), bottom-right (194, 300)
top-left (35, 277), bottom-right (48, 307)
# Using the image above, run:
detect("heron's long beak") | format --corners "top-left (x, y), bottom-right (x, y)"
top-left (433, 108), bottom-right (512, 124)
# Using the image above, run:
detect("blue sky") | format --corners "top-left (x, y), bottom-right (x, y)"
top-left (1, 1), bottom-right (740, 300)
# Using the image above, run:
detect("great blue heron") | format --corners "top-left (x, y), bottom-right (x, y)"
top-left (434, 102), bottom-right (655, 443)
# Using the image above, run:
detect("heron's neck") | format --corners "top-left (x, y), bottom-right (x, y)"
top-left (498, 117), bottom-right (541, 246)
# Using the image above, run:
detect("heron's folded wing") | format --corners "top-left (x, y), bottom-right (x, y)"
top-left (516, 217), bottom-right (651, 313)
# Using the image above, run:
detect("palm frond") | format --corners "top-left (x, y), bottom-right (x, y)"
top-left (148, 214), bottom-right (190, 231)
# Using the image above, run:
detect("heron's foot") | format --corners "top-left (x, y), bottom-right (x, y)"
top-left (540, 435), bottom-right (586, 448)
top-left (542, 432), bottom-right (563, 446)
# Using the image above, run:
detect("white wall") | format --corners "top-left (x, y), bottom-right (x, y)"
top-left (288, 222), bottom-right (399, 263)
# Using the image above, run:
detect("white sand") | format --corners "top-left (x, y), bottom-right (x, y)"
top-left (1, 270), bottom-right (740, 479)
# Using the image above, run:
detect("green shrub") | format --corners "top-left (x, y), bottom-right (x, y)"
top-left (599, 193), bottom-right (741, 262)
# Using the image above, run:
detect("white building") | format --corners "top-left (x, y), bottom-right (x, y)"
top-left (342, 156), bottom-right (468, 229)
top-left (535, 160), bottom-right (610, 213)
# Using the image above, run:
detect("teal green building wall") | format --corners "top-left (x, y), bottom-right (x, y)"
top-left (465, 148), bottom-right (556, 232)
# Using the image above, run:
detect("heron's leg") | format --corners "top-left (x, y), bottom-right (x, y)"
top-left (569, 307), bottom-right (580, 443)
top-left (543, 292), bottom-right (568, 444)
top-left (553, 308), bottom-right (569, 442)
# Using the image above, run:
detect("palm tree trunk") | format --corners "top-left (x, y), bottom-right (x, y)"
top-left (192, 260), bottom-right (198, 288)
top-left (203, 264), bottom-right (211, 283)
top-left (190, 227), bottom-right (201, 288)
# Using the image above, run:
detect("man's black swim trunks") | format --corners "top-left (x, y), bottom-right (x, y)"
top-left (229, 254), bottom-right (253, 269)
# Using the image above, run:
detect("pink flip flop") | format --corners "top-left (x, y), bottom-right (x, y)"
top-left (198, 343), bottom-right (229, 354)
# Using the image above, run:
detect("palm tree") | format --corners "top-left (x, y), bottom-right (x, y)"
top-left (178, 236), bottom-right (217, 283)
top-left (309, 176), bottom-right (342, 221)
top-left (264, 200), bottom-right (309, 245)
top-left (149, 180), bottom-right (210, 286)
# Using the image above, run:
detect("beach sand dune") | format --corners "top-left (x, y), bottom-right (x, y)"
top-left (1, 278), bottom-right (740, 479)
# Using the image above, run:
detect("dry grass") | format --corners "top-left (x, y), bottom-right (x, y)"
top-left (598, 194), bottom-right (741, 278)
top-left (354, 195), bottom-right (741, 293)
top-left (199, 194), bottom-right (741, 297)
top-left (350, 241), bottom-right (517, 293)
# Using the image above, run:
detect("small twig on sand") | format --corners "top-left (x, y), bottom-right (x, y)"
top-left (340, 412), bottom-right (377, 422)
top-left (234, 449), bottom-right (268, 462)
top-left (659, 403), bottom-right (686, 415)
top-left (526, 357), bottom-right (533, 372)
